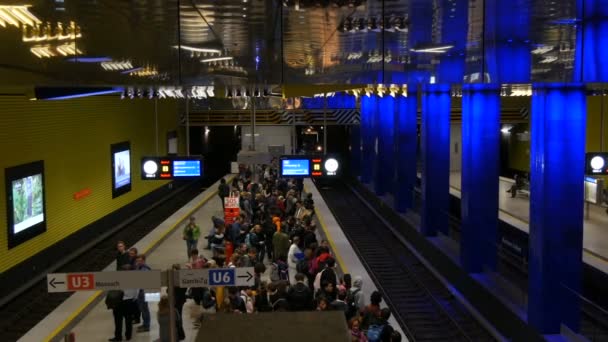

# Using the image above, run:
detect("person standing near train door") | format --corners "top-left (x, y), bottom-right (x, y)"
top-left (182, 217), bottom-right (200, 258)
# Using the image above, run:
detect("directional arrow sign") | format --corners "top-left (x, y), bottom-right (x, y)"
top-left (47, 271), bottom-right (162, 293)
top-left (177, 267), bottom-right (255, 288)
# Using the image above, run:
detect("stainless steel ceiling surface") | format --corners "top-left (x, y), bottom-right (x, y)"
top-left (0, 0), bottom-right (597, 88)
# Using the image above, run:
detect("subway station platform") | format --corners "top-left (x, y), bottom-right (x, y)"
top-left (20, 176), bottom-right (404, 342)
top-left (19, 176), bottom-right (233, 342)
top-left (443, 172), bottom-right (608, 274)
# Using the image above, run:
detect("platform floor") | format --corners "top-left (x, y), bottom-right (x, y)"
top-left (440, 172), bottom-right (608, 273)
top-left (19, 177), bottom-right (234, 342)
top-left (29, 178), bottom-right (398, 342)
top-left (68, 191), bottom-right (224, 342)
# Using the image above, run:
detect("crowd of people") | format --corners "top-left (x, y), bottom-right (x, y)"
top-left (106, 161), bottom-right (401, 342)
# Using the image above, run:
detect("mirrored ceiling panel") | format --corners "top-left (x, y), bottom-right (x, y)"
top-left (0, 0), bottom-right (600, 89)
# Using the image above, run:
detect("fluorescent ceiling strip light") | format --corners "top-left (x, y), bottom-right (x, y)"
top-left (174, 45), bottom-right (221, 54)
top-left (200, 56), bottom-right (233, 63)
top-left (47, 89), bottom-right (123, 100)
top-left (0, 9), bottom-right (19, 26)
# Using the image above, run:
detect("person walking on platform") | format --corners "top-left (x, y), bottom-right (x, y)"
top-left (115, 241), bottom-right (130, 271)
top-left (218, 178), bottom-right (230, 209)
top-left (272, 225), bottom-right (290, 262)
top-left (135, 255), bottom-right (151, 333)
top-left (182, 217), bottom-right (200, 258)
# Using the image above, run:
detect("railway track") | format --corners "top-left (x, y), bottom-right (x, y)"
top-left (318, 180), bottom-right (495, 342)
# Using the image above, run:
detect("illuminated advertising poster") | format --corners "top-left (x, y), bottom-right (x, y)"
top-left (5, 160), bottom-right (47, 248)
top-left (111, 142), bottom-right (132, 198)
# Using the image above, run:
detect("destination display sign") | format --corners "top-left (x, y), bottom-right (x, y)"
top-left (141, 156), bottom-right (203, 180)
top-left (177, 267), bottom-right (254, 288)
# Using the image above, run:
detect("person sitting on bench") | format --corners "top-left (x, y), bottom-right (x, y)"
top-left (507, 174), bottom-right (527, 198)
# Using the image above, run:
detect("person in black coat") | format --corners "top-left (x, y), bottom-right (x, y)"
top-left (287, 273), bottom-right (314, 311)
top-left (115, 241), bottom-right (130, 271)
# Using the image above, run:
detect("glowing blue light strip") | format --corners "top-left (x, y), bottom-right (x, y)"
top-left (65, 56), bottom-right (112, 63)
top-left (45, 88), bottom-right (124, 100)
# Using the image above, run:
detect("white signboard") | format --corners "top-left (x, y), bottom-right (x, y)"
top-left (177, 267), bottom-right (254, 288)
top-left (584, 177), bottom-right (604, 204)
top-left (224, 196), bottom-right (240, 209)
top-left (47, 271), bottom-right (162, 293)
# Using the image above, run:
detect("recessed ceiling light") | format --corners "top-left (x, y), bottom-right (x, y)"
top-left (243, 14), bottom-right (247, 18)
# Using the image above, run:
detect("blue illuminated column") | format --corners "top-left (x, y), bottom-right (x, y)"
top-left (360, 94), bottom-right (377, 184)
top-left (484, 0), bottom-right (531, 83)
top-left (374, 95), bottom-right (395, 196)
top-left (528, 84), bottom-right (586, 334)
top-left (350, 125), bottom-right (361, 178)
top-left (420, 84), bottom-right (451, 236)
top-left (460, 84), bottom-right (500, 273)
top-left (574, 0), bottom-right (608, 82)
top-left (394, 89), bottom-right (418, 213)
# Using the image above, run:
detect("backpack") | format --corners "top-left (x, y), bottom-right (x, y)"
top-left (185, 226), bottom-right (194, 240)
top-left (201, 288), bottom-right (216, 309)
top-left (105, 290), bottom-right (124, 310)
top-left (270, 261), bottom-right (289, 282)
top-left (366, 324), bottom-right (385, 342)
top-left (296, 258), bottom-right (309, 275)
top-left (345, 288), bottom-right (360, 320)
top-left (245, 232), bottom-right (255, 248)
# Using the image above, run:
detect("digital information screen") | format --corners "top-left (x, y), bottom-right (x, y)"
top-left (5, 160), bottom-right (47, 249)
top-left (281, 159), bottom-right (311, 177)
top-left (111, 142), bottom-right (132, 198)
top-left (142, 157), bottom-right (203, 180)
top-left (585, 152), bottom-right (608, 175)
top-left (173, 160), bottom-right (201, 177)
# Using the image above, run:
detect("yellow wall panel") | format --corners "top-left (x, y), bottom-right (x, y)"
top-left (0, 96), bottom-right (179, 273)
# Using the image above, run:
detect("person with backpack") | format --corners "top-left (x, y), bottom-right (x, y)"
top-left (182, 217), bottom-right (201, 258)
top-left (287, 273), bottom-right (314, 311)
top-left (270, 257), bottom-right (290, 283)
top-left (346, 276), bottom-right (365, 319)
top-left (366, 308), bottom-right (394, 342)
top-left (361, 291), bottom-right (383, 330)
top-left (247, 225), bottom-right (266, 263)
top-left (268, 281), bottom-right (289, 312)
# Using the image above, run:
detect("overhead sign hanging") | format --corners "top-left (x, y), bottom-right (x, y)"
top-left (141, 156), bottom-right (203, 180)
top-left (47, 271), bottom-right (162, 293)
top-left (177, 267), bottom-right (254, 288)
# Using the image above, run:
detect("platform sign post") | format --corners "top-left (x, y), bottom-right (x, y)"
top-left (47, 271), bottom-right (162, 293)
top-left (224, 196), bottom-right (240, 224)
top-left (176, 267), bottom-right (254, 288)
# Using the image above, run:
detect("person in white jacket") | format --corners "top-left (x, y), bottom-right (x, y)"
top-left (287, 236), bottom-right (303, 284)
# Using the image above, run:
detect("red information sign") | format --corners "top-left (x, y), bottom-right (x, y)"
top-left (73, 188), bottom-right (92, 201)
top-left (67, 274), bottom-right (95, 290)
top-left (224, 196), bottom-right (240, 224)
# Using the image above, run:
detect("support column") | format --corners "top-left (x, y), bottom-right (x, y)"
top-left (350, 125), bottom-right (361, 178)
top-left (360, 94), bottom-right (377, 184)
top-left (575, 0), bottom-right (608, 82)
top-left (528, 84), bottom-right (586, 334)
top-left (395, 88), bottom-right (418, 212)
top-left (420, 84), bottom-right (451, 236)
top-left (375, 94), bottom-right (395, 196)
top-left (460, 84), bottom-right (500, 273)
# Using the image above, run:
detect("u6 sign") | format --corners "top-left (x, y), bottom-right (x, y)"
top-left (177, 267), bottom-right (254, 288)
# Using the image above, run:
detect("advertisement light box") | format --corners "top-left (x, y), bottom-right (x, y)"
top-left (142, 157), bottom-right (203, 180)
